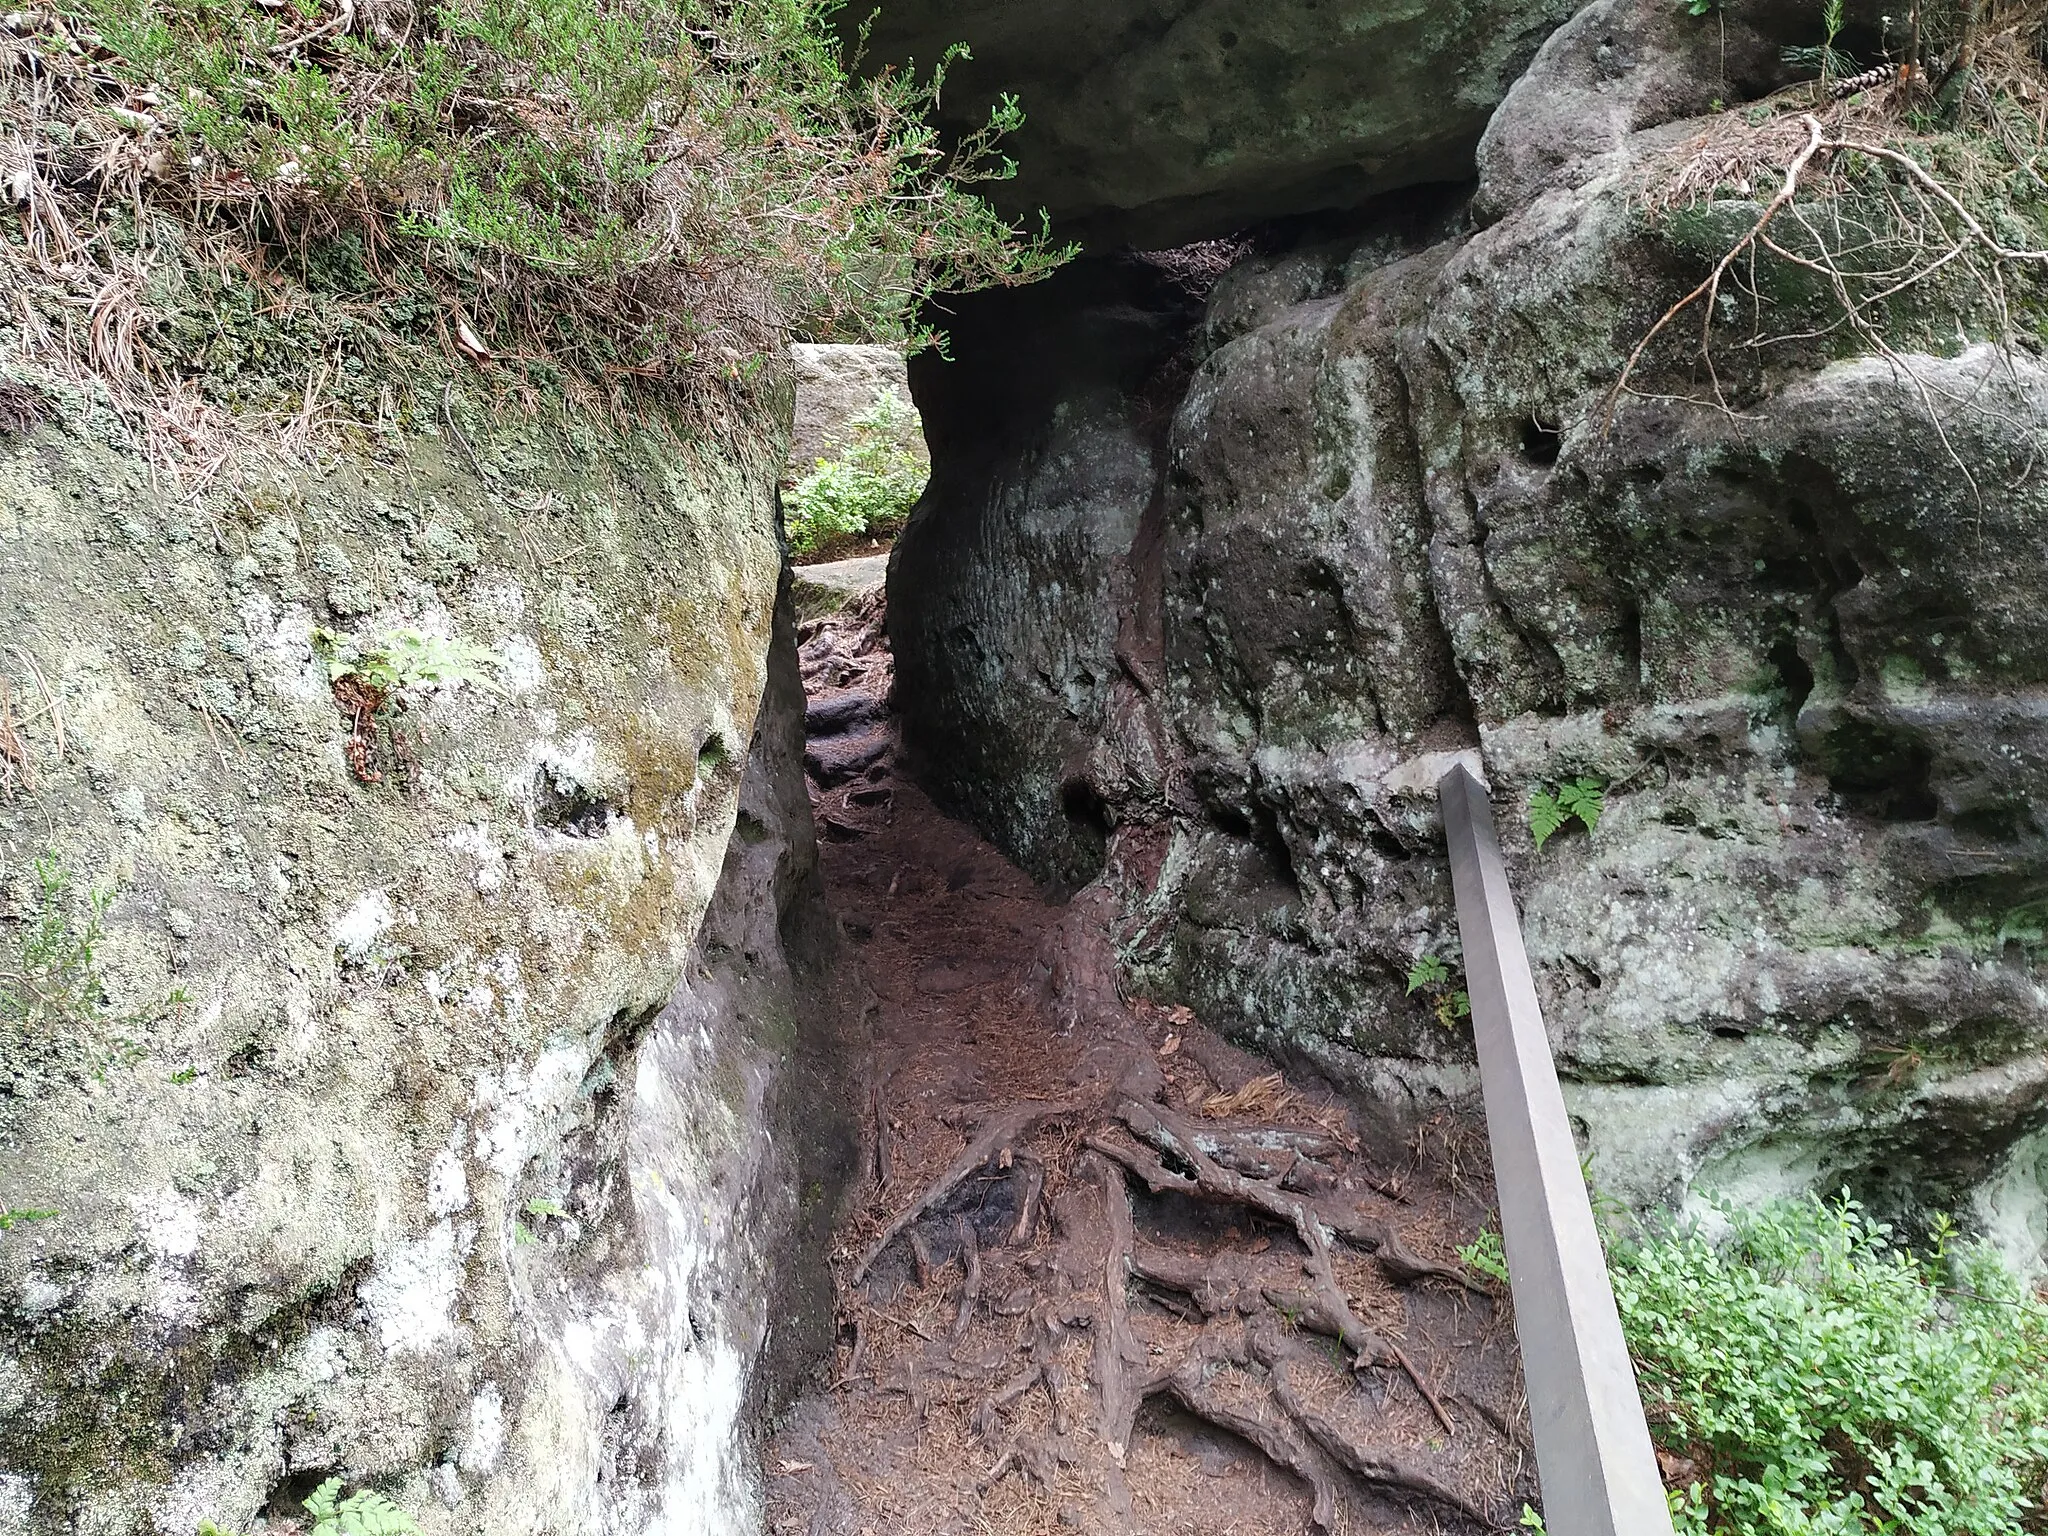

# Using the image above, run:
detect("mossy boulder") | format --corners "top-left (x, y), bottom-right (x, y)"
top-left (0, 305), bottom-right (832, 1531)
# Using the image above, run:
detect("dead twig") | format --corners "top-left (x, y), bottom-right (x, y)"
top-left (949, 1215), bottom-right (981, 1345)
top-left (11, 648), bottom-right (63, 761)
top-left (0, 677), bottom-right (35, 798)
top-left (1605, 114), bottom-right (1828, 431)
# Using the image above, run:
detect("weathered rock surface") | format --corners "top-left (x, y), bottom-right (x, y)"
top-left (890, 258), bottom-right (1210, 887)
top-left (853, 0), bottom-right (1581, 245)
top-left (788, 343), bottom-right (916, 478)
top-left (0, 366), bottom-right (845, 1532)
top-left (1470, 0), bottom-right (1853, 220)
top-left (886, 1), bottom-right (2048, 1258)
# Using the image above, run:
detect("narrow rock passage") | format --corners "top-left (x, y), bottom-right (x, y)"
top-left (769, 585), bottom-right (1535, 1536)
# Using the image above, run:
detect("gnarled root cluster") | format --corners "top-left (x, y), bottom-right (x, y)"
top-left (837, 1050), bottom-right (1532, 1532)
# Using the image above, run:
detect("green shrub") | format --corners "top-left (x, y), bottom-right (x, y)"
top-left (0, 856), bottom-right (112, 1033)
top-left (2, 854), bottom-right (185, 1075)
top-left (1611, 1194), bottom-right (2048, 1535)
top-left (785, 390), bottom-right (927, 557)
top-left (5, 0), bottom-right (1072, 403)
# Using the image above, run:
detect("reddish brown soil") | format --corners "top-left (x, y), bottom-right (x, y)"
top-left (768, 593), bottom-right (1534, 1536)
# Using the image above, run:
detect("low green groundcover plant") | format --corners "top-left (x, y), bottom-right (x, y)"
top-left (1609, 1194), bottom-right (2048, 1535)
top-left (3, 0), bottom-right (1071, 409)
top-left (786, 391), bottom-right (927, 557)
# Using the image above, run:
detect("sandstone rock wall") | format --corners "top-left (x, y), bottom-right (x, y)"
top-left (0, 363), bottom-right (845, 1533)
top-left (889, 259), bottom-right (1209, 887)
top-left (787, 344), bottom-right (918, 481)
top-left (851, 0), bottom-right (1580, 245)
top-left (885, 0), bottom-right (2048, 1259)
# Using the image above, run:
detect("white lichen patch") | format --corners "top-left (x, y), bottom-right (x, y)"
top-left (0, 1472), bottom-right (35, 1536)
top-left (428, 1139), bottom-right (471, 1217)
top-left (474, 1043), bottom-right (595, 1179)
top-left (134, 1191), bottom-right (202, 1259)
top-left (359, 1220), bottom-right (463, 1356)
top-left (15, 1274), bottom-right (62, 1317)
top-left (332, 889), bottom-right (396, 963)
top-left (500, 636), bottom-right (545, 695)
top-left (301, 1325), bottom-right (348, 1383)
top-left (239, 598), bottom-right (328, 705)
top-left (448, 823), bottom-right (510, 894)
top-left (461, 1382), bottom-right (506, 1475)
top-left (127, 1188), bottom-right (208, 1322)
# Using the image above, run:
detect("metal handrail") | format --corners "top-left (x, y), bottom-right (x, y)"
top-left (1438, 763), bottom-right (1674, 1536)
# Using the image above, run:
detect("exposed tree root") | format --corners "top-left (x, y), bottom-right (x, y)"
top-left (1261, 1335), bottom-right (1503, 1527)
top-left (1606, 114), bottom-right (1829, 429)
top-left (972, 1363), bottom-right (1043, 1437)
top-left (854, 1098), bottom-right (1080, 1282)
top-left (1610, 91), bottom-right (2048, 502)
top-left (1009, 1152), bottom-right (1046, 1245)
top-left (950, 1216), bottom-right (982, 1346)
top-left (977, 1435), bottom-right (1062, 1495)
top-left (1160, 1361), bottom-right (1344, 1532)
top-left (1089, 1100), bottom-right (1461, 1433)
top-left (1087, 1150), bottom-right (1148, 1466)
top-left (841, 1060), bottom-right (1517, 1529)
top-left (781, 581), bottom-right (1527, 1535)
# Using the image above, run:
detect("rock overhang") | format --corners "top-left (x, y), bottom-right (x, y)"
top-left (848, 0), bottom-right (1585, 247)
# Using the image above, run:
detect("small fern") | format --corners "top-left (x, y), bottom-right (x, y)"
top-left (1404, 955), bottom-right (1449, 994)
top-left (1405, 952), bottom-right (1472, 1029)
top-left (304, 1478), bottom-right (423, 1536)
top-left (1527, 776), bottom-right (1605, 850)
top-left (312, 627), bottom-right (504, 698)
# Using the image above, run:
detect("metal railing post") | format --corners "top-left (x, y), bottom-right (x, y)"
top-left (1437, 763), bottom-right (1673, 1536)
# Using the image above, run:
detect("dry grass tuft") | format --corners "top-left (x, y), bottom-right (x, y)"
top-left (0, 0), bottom-right (1070, 470)
top-left (1200, 1071), bottom-right (1359, 1148)
top-left (0, 379), bottom-right (49, 435)
top-left (1609, 5), bottom-right (2048, 479)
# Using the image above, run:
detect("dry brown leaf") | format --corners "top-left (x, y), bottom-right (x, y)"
top-left (452, 314), bottom-right (492, 360)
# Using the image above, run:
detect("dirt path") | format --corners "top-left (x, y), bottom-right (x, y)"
top-left (768, 590), bottom-right (1535, 1536)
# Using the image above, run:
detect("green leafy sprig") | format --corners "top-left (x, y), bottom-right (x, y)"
top-left (1527, 776), bottom-right (1605, 850)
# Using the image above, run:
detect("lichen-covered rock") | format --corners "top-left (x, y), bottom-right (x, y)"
top-left (885, 13), bottom-right (2048, 1261)
top-left (0, 357), bottom-right (840, 1532)
top-left (788, 344), bottom-right (916, 479)
top-left (1470, 0), bottom-right (1842, 221)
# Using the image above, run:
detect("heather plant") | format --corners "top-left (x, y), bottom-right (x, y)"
top-left (0, 0), bottom-right (1072, 434)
